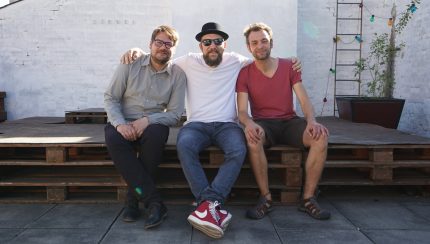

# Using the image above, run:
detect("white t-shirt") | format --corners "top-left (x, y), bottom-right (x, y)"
top-left (174, 52), bottom-right (251, 123)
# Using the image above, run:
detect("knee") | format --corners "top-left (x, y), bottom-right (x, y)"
top-left (104, 125), bottom-right (123, 147)
top-left (227, 143), bottom-right (247, 162)
top-left (246, 140), bottom-right (264, 153)
top-left (311, 133), bottom-right (328, 151)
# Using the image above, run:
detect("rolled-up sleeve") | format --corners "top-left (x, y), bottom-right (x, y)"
top-left (147, 66), bottom-right (187, 126)
top-left (104, 64), bottom-right (129, 127)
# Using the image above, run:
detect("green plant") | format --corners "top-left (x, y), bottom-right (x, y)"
top-left (355, 1), bottom-right (420, 98)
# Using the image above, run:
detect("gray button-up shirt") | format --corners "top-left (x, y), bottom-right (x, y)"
top-left (104, 53), bottom-right (186, 128)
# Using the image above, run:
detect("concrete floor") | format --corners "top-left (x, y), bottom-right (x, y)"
top-left (1, 187), bottom-right (430, 244)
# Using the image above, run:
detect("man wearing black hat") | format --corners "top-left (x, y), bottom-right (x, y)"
top-left (120, 22), bottom-right (301, 239)
top-left (173, 22), bottom-right (248, 239)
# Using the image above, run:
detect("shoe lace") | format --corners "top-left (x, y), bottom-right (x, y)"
top-left (209, 201), bottom-right (221, 222)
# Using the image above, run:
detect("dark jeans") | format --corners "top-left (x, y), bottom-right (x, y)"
top-left (104, 123), bottom-right (169, 205)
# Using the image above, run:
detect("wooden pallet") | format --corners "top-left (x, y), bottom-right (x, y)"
top-left (322, 146), bottom-right (430, 185)
top-left (2, 117), bottom-right (430, 204)
top-left (0, 143), bottom-right (302, 204)
top-left (65, 108), bottom-right (107, 124)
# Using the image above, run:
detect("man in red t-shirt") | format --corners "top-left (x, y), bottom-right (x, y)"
top-left (236, 23), bottom-right (330, 220)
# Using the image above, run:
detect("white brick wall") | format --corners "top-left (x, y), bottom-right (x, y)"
top-left (1, 0), bottom-right (428, 137)
top-left (395, 1), bottom-right (430, 137)
top-left (0, 0), bottom-right (297, 119)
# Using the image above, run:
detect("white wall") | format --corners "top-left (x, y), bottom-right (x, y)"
top-left (0, 0), bottom-right (296, 120)
top-left (395, 1), bottom-right (430, 137)
top-left (297, 0), bottom-right (429, 137)
top-left (1, 0), bottom-right (428, 137)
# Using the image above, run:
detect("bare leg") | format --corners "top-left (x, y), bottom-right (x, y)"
top-left (247, 139), bottom-right (271, 200)
top-left (302, 133), bottom-right (328, 199)
top-left (246, 135), bottom-right (274, 219)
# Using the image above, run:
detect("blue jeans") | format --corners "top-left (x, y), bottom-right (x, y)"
top-left (177, 122), bottom-right (246, 204)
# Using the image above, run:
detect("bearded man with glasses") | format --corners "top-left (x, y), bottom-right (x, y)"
top-left (104, 25), bottom-right (186, 230)
top-left (120, 22), bottom-right (301, 239)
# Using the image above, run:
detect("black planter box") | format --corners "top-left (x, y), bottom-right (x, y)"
top-left (336, 96), bottom-right (405, 129)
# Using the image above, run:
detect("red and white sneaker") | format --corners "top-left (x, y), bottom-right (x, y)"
top-left (216, 206), bottom-right (232, 231)
top-left (187, 200), bottom-right (224, 238)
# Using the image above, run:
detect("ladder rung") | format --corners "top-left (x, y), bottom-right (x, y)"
top-left (337, 18), bottom-right (362, 20)
top-left (336, 49), bottom-right (361, 51)
top-left (336, 33), bottom-right (361, 36)
top-left (335, 79), bottom-right (361, 82)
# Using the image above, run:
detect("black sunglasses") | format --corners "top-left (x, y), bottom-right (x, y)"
top-left (201, 38), bottom-right (224, 47)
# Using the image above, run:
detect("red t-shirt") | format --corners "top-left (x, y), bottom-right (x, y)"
top-left (236, 58), bottom-right (302, 120)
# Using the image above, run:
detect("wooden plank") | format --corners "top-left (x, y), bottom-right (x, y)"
top-left (281, 150), bottom-right (302, 165)
top-left (0, 160), bottom-right (114, 166)
top-left (117, 186), bottom-right (127, 201)
top-left (47, 186), bottom-right (67, 202)
top-left (158, 162), bottom-right (295, 169)
top-left (0, 177), bottom-right (125, 186)
top-left (280, 190), bottom-right (300, 204)
top-left (371, 166), bottom-right (393, 181)
top-left (370, 148), bottom-right (393, 163)
top-left (46, 147), bottom-right (66, 163)
top-left (209, 151), bottom-right (224, 165)
top-left (283, 167), bottom-right (302, 187)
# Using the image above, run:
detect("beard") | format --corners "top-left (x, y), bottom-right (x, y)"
top-left (151, 50), bottom-right (171, 65)
top-left (203, 49), bottom-right (223, 67)
top-left (252, 48), bottom-right (271, 61)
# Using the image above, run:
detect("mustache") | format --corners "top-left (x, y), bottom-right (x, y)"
top-left (207, 48), bottom-right (220, 54)
top-left (156, 50), bottom-right (170, 55)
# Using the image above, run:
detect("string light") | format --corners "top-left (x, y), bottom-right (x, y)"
top-left (329, 68), bottom-right (336, 74)
top-left (409, 3), bottom-right (417, 13)
top-left (370, 15), bottom-right (375, 22)
top-left (355, 35), bottom-right (363, 43)
top-left (388, 18), bottom-right (393, 27)
top-left (333, 36), bottom-right (340, 43)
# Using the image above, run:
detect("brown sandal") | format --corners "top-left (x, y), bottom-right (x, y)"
top-left (298, 196), bottom-right (331, 220)
top-left (246, 194), bottom-right (273, 219)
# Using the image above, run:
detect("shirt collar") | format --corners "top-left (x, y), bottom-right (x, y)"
top-left (140, 54), bottom-right (173, 75)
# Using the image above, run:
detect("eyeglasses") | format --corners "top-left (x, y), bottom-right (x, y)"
top-left (201, 38), bottom-right (224, 47)
top-left (153, 39), bottom-right (174, 49)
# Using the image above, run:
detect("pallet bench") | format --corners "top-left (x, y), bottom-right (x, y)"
top-left (0, 142), bottom-right (303, 204)
top-left (2, 117), bottom-right (430, 203)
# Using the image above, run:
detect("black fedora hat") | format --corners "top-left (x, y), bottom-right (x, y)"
top-left (195, 22), bottom-right (229, 41)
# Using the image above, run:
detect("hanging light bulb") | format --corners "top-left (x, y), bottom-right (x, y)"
top-left (333, 36), bottom-right (340, 43)
top-left (323, 97), bottom-right (328, 103)
top-left (409, 3), bottom-right (417, 13)
top-left (370, 15), bottom-right (375, 22)
top-left (355, 35), bottom-right (363, 43)
top-left (388, 18), bottom-right (393, 26)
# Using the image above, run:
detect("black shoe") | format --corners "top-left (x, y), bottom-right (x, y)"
top-left (144, 202), bottom-right (167, 229)
top-left (122, 200), bottom-right (140, 222)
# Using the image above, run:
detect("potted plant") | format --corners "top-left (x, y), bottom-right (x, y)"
top-left (336, 1), bottom-right (420, 129)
